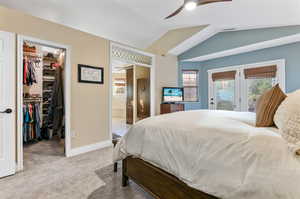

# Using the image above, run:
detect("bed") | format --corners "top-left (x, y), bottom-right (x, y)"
top-left (114, 110), bottom-right (300, 199)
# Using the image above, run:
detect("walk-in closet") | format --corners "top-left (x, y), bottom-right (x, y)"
top-left (22, 41), bottom-right (66, 168)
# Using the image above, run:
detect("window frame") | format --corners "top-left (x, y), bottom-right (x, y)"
top-left (182, 70), bottom-right (199, 102)
top-left (207, 59), bottom-right (286, 112)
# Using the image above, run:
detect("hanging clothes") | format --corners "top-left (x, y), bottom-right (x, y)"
top-left (47, 66), bottom-right (64, 138)
top-left (34, 103), bottom-right (42, 139)
top-left (23, 102), bottom-right (42, 143)
top-left (23, 56), bottom-right (38, 86)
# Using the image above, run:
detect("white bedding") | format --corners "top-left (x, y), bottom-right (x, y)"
top-left (114, 110), bottom-right (300, 199)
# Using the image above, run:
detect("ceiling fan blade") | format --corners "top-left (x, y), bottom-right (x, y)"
top-left (197, 0), bottom-right (232, 6)
top-left (165, 5), bottom-right (184, 19)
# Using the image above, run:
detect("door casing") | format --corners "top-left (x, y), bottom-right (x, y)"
top-left (109, 43), bottom-right (155, 141)
top-left (16, 35), bottom-right (72, 172)
top-left (208, 59), bottom-right (286, 111)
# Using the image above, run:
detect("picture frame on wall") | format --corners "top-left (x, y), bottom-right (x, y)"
top-left (78, 64), bottom-right (104, 84)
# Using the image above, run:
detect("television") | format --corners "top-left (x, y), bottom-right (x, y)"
top-left (162, 87), bottom-right (184, 103)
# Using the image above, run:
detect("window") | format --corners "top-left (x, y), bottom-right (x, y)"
top-left (182, 70), bottom-right (198, 102)
top-left (214, 79), bottom-right (236, 111)
top-left (208, 61), bottom-right (285, 112)
top-left (244, 65), bottom-right (277, 112)
top-left (211, 71), bottom-right (236, 110)
top-left (246, 78), bottom-right (274, 112)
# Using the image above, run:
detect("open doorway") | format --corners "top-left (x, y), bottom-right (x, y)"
top-left (112, 64), bottom-right (130, 137)
top-left (111, 64), bottom-right (151, 137)
top-left (17, 36), bottom-right (71, 171)
top-left (110, 43), bottom-right (155, 140)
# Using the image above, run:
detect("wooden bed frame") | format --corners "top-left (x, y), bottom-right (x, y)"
top-left (122, 156), bottom-right (218, 199)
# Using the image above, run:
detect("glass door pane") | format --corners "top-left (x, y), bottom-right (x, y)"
top-left (246, 78), bottom-right (275, 112)
top-left (214, 79), bottom-right (236, 111)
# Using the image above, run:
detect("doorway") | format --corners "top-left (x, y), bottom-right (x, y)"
top-left (208, 59), bottom-right (285, 112)
top-left (111, 64), bottom-right (130, 136)
top-left (17, 35), bottom-right (71, 171)
top-left (111, 64), bottom-right (151, 137)
top-left (110, 43), bottom-right (155, 140)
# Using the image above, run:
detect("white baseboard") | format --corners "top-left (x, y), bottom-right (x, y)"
top-left (15, 163), bottom-right (23, 172)
top-left (67, 140), bottom-right (113, 157)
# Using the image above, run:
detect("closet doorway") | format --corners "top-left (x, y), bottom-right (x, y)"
top-left (17, 36), bottom-right (71, 171)
top-left (110, 43), bottom-right (155, 140)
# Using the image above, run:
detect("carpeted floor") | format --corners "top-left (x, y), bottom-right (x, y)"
top-left (0, 141), bottom-right (153, 199)
top-left (89, 163), bottom-right (153, 199)
top-left (23, 138), bottom-right (65, 170)
top-left (0, 145), bottom-right (110, 199)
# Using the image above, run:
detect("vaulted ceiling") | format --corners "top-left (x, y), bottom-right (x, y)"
top-left (0, 0), bottom-right (299, 49)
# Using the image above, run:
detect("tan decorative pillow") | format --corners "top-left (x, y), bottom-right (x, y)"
top-left (274, 90), bottom-right (300, 155)
top-left (256, 84), bottom-right (286, 127)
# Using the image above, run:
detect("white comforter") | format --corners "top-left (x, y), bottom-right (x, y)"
top-left (114, 110), bottom-right (300, 199)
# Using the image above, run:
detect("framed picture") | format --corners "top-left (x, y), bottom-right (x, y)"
top-left (78, 64), bottom-right (104, 84)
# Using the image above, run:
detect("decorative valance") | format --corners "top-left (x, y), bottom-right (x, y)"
top-left (244, 65), bottom-right (277, 79)
top-left (212, 71), bottom-right (236, 81)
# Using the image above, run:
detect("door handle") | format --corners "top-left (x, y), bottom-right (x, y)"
top-left (0, 108), bottom-right (12, 114)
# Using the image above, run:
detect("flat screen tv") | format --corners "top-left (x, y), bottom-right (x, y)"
top-left (162, 87), bottom-right (184, 103)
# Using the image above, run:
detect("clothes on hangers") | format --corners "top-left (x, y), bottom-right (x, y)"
top-left (23, 56), bottom-right (39, 86)
top-left (23, 103), bottom-right (42, 143)
top-left (47, 66), bottom-right (64, 138)
top-left (23, 47), bottom-right (65, 140)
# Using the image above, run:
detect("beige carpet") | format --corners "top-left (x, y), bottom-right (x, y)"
top-left (23, 138), bottom-right (65, 170)
top-left (88, 163), bottom-right (153, 199)
top-left (0, 143), bottom-right (113, 199)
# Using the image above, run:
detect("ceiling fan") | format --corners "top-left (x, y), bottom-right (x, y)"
top-left (165, 0), bottom-right (232, 19)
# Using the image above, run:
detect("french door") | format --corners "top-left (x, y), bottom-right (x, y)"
top-left (0, 31), bottom-right (16, 178)
top-left (209, 70), bottom-right (240, 111)
top-left (208, 60), bottom-right (285, 112)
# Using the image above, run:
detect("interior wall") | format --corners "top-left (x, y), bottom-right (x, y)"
top-left (198, 42), bottom-right (300, 109)
top-left (146, 25), bottom-right (207, 56)
top-left (0, 5), bottom-right (110, 149)
top-left (178, 26), bottom-right (300, 110)
top-left (154, 54), bottom-right (178, 115)
top-left (179, 25), bottom-right (300, 60)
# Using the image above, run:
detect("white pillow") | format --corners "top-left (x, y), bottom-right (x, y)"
top-left (274, 90), bottom-right (300, 155)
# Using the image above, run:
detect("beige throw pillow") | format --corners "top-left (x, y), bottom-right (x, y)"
top-left (256, 84), bottom-right (286, 127)
top-left (274, 90), bottom-right (300, 155)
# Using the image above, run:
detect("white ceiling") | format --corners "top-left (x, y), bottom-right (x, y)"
top-left (0, 0), bottom-right (300, 49)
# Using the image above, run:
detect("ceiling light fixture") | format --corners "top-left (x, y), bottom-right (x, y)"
top-left (184, 1), bottom-right (197, 11)
top-left (165, 0), bottom-right (232, 19)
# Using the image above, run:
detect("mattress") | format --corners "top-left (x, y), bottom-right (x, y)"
top-left (114, 110), bottom-right (300, 199)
